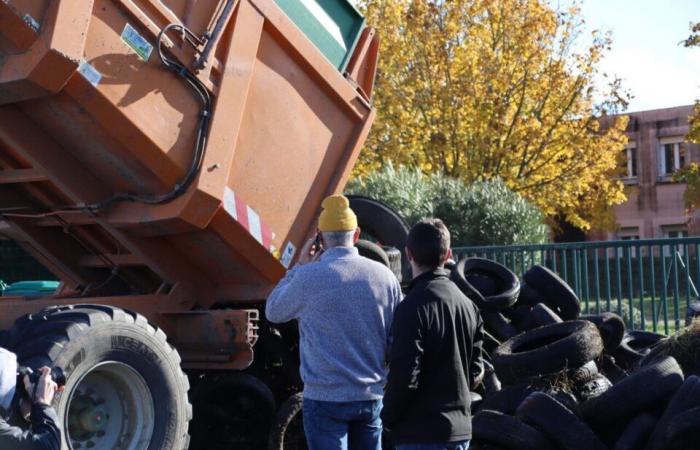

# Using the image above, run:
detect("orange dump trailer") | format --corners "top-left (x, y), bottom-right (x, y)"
top-left (0, 0), bottom-right (378, 448)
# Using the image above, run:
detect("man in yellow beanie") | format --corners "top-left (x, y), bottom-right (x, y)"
top-left (266, 194), bottom-right (403, 450)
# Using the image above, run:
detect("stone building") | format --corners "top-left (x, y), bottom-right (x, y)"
top-left (590, 105), bottom-right (700, 241)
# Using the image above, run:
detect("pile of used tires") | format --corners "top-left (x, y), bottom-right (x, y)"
top-left (449, 258), bottom-right (700, 450)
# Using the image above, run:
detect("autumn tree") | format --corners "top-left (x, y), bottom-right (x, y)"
top-left (356, 0), bottom-right (630, 230)
top-left (684, 22), bottom-right (700, 143)
top-left (673, 22), bottom-right (700, 209)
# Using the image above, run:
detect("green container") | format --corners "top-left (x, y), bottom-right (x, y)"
top-left (2, 280), bottom-right (59, 297)
top-left (275, 0), bottom-right (365, 71)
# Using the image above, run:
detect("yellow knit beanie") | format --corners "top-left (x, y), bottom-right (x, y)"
top-left (318, 195), bottom-right (358, 232)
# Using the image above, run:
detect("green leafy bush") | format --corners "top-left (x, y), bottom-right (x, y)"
top-left (346, 165), bottom-right (549, 247)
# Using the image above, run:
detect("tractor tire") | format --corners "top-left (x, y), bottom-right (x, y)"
top-left (5, 304), bottom-right (191, 450)
top-left (268, 392), bottom-right (307, 450)
top-left (383, 246), bottom-right (403, 283)
top-left (347, 195), bottom-right (411, 282)
top-left (190, 372), bottom-right (276, 450)
top-left (355, 239), bottom-right (390, 267)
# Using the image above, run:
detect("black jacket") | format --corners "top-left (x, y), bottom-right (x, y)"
top-left (0, 403), bottom-right (61, 450)
top-left (382, 269), bottom-right (484, 444)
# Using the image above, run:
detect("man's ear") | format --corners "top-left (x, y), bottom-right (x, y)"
top-left (444, 248), bottom-right (453, 263)
top-left (353, 227), bottom-right (361, 243)
top-left (405, 246), bottom-right (413, 263)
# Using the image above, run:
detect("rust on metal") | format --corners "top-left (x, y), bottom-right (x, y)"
top-left (0, 0), bottom-right (378, 368)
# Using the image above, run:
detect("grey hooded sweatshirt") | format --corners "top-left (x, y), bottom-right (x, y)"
top-left (0, 348), bottom-right (61, 450)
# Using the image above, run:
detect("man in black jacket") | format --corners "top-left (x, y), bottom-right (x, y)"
top-left (0, 348), bottom-right (61, 450)
top-left (382, 219), bottom-right (484, 450)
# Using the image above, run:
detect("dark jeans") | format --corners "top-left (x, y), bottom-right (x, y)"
top-left (302, 398), bottom-right (383, 450)
top-left (395, 441), bottom-right (470, 450)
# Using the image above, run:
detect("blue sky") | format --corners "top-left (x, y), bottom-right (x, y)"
top-left (578, 0), bottom-right (700, 112)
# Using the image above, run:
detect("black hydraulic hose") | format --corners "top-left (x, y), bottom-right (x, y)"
top-left (89, 23), bottom-right (213, 211)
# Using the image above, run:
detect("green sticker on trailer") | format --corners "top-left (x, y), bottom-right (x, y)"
top-left (121, 23), bottom-right (153, 61)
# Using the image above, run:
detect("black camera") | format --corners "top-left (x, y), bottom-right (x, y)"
top-left (17, 366), bottom-right (67, 395)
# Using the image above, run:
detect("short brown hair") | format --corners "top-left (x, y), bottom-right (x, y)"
top-left (406, 218), bottom-right (451, 268)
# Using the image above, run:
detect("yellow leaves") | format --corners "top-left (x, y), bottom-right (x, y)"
top-left (356, 0), bottom-right (630, 230)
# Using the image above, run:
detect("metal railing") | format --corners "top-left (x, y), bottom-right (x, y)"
top-left (453, 237), bottom-right (700, 334)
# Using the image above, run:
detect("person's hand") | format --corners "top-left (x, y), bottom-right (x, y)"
top-left (24, 367), bottom-right (59, 406)
top-left (297, 236), bottom-right (323, 265)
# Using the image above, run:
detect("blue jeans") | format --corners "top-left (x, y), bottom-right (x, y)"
top-left (395, 441), bottom-right (470, 450)
top-left (302, 398), bottom-right (383, 450)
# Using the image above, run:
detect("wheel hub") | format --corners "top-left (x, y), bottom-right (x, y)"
top-left (65, 362), bottom-right (154, 450)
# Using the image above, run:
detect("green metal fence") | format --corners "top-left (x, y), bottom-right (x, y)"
top-left (0, 240), bottom-right (55, 284)
top-left (453, 237), bottom-right (700, 335)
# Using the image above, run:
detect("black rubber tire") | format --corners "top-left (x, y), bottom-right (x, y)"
top-left (516, 282), bottom-right (543, 307)
top-left (519, 303), bottom-right (562, 331)
top-left (686, 301), bottom-right (700, 326)
top-left (5, 304), bottom-right (191, 450)
top-left (523, 265), bottom-right (581, 320)
top-left (645, 375), bottom-right (700, 450)
top-left (482, 331), bottom-right (502, 359)
top-left (598, 354), bottom-right (629, 384)
top-left (482, 360), bottom-right (502, 395)
top-left (383, 246), bottom-right (403, 283)
top-left (355, 239), bottom-right (390, 267)
top-left (614, 331), bottom-right (666, 370)
top-left (190, 372), bottom-right (275, 450)
top-left (666, 406), bottom-right (700, 450)
top-left (502, 304), bottom-right (532, 330)
top-left (573, 374), bottom-right (612, 402)
top-left (550, 389), bottom-right (579, 412)
top-left (569, 360), bottom-right (600, 385)
top-left (626, 330), bottom-right (666, 352)
top-left (579, 356), bottom-right (684, 430)
top-left (516, 392), bottom-right (607, 450)
top-left (493, 321), bottom-right (604, 385)
top-left (470, 444), bottom-right (508, 450)
top-left (267, 392), bottom-right (306, 450)
top-left (612, 413), bottom-right (658, 450)
top-left (480, 385), bottom-right (534, 415)
top-left (582, 312), bottom-right (626, 352)
top-left (347, 195), bottom-right (411, 282)
top-left (482, 312), bottom-right (517, 342)
top-left (472, 409), bottom-right (554, 450)
top-left (450, 258), bottom-right (520, 312)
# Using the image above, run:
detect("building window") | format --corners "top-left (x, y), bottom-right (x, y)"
top-left (617, 227), bottom-right (639, 258)
top-left (624, 145), bottom-right (638, 179)
top-left (662, 225), bottom-right (688, 257)
top-left (658, 139), bottom-right (686, 178)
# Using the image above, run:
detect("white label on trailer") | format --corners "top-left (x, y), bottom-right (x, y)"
top-left (223, 187), bottom-right (238, 220)
top-left (281, 242), bottom-right (297, 269)
top-left (247, 206), bottom-right (263, 244)
top-left (78, 60), bottom-right (102, 87)
top-left (121, 23), bottom-right (153, 61)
